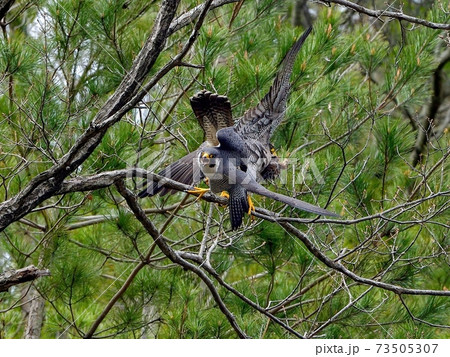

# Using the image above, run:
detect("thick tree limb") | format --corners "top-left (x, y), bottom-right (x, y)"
top-left (0, 0), bottom-right (181, 232)
top-left (0, 265), bottom-right (50, 293)
top-left (0, 0), bottom-right (14, 21)
top-left (0, 0), bottom-right (240, 233)
top-left (168, 0), bottom-right (238, 36)
top-left (324, 0), bottom-right (450, 30)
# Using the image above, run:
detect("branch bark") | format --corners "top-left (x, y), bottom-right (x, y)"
top-left (0, 0), bottom-right (240, 233)
top-left (0, 265), bottom-right (50, 293)
top-left (324, 0), bottom-right (450, 30)
top-left (410, 49), bottom-right (450, 167)
top-left (0, 0), bottom-right (181, 232)
top-left (115, 180), bottom-right (249, 339)
top-left (0, 0), bottom-right (15, 21)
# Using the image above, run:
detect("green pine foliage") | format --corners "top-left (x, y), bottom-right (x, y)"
top-left (0, 0), bottom-right (449, 338)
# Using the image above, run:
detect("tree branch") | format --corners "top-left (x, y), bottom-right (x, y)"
top-left (115, 180), bottom-right (249, 339)
top-left (279, 222), bottom-right (450, 296)
top-left (168, 0), bottom-right (238, 36)
top-left (0, 265), bottom-right (50, 293)
top-left (0, 0), bottom-right (15, 21)
top-left (56, 168), bottom-right (448, 227)
top-left (324, 0), bottom-right (450, 30)
top-left (410, 49), bottom-right (450, 167)
top-left (0, 0), bottom-right (181, 232)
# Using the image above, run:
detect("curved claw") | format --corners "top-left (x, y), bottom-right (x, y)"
top-left (270, 146), bottom-right (277, 157)
top-left (247, 195), bottom-right (255, 215)
top-left (218, 191), bottom-right (229, 207)
top-left (187, 187), bottom-right (210, 201)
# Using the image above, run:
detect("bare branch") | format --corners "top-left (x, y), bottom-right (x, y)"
top-left (0, 0), bottom-right (181, 232)
top-left (0, 265), bottom-right (50, 293)
top-left (324, 0), bottom-right (450, 30)
top-left (280, 222), bottom-right (450, 296)
top-left (168, 0), bottom-right (238, 36)
top-left (115, 180), bottom-right (249, 339)
top-left (410, 49), bottom-right (450, 167)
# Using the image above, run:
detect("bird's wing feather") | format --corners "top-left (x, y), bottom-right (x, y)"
top-left (138, 150), bottom-right (202, 197)
top-left (190, 90), bottom-right (234, 146)
top-left (234, 168), bottom-right (339, 217)
top-left (235, 26), bottom-right (312, 143)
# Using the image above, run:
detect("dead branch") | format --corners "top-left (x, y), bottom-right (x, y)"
top-left (324, 0), bottom-right (450, 30)
top-left (279, 222), bottom-right (450, 296)
top-left (0, 0), bottom-right (15, 21)
top-left (0, 265), bottom-right (50, 293)
top-left (115, 180), bottom-right (249, 339)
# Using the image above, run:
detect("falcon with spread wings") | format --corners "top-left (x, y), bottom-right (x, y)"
top-left (139, 27), bottom-right (338, 229)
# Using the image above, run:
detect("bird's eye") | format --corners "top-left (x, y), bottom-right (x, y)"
top-left (209, 154), bottom-right (215, 158)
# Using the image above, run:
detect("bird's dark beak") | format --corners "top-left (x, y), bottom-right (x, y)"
top-left (200, 152), bottom-right (211, 165)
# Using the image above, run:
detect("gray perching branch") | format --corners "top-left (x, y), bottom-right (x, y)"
top-left (0, 0), bottom-right (231, 232)
top-left (55, 168), bottom-right (449, 227)
top-left (42, 168), bottom-right (450, 298)
top-left (0, 265), bottom-right (50, 293)
top-left (323, 0), bottom-right (450, 30)
top-left (114, 180), bottom-right (250, 339)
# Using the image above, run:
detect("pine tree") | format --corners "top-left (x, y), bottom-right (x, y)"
top-left (0, 0), bottom-right (449, 339)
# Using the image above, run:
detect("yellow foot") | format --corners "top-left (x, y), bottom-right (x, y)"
top-left (219, 191), bottom-right (229, 206)
top-left (187, 187), bottom-right (210, 201)
top-left (247, 195), bottom-right (256, 216)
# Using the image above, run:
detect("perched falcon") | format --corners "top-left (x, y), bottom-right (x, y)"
top-left (198, 134), bottom-right (338, 229)
top-left (139, 26), bottom-right (338, 228)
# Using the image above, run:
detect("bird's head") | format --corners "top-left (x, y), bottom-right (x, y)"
top-left (199, 147), bottom-right (222, 175)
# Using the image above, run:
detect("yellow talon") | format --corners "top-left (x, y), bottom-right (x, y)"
top-left (187, 187), bottom-right (210, 201)
top-left (218, 191), bottom-right (229, 206)
top-left (247, 195), bottom-right (255, 215)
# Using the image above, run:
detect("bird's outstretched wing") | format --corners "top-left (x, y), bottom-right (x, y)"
top-left (235, 26), bottom-right (312, 144)
top-left (139, 91), bottom-right (232, 198)
top-left (234, 167), bottom-right (339, 217)
top-left (138, 150), bottom-right (203, 197)
top-left (190, 90), bottom-right (234, 146)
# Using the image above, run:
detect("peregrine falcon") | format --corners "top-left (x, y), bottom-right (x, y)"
top-left (139, 26), bottom-right (338, 228)
top-left (198, 133), bottom-right (338, 229)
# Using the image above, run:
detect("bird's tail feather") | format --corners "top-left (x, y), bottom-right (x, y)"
top-left (235, 169), bottom-right (339, 217)
top-left (228, 187), bottom-right (249, 230)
